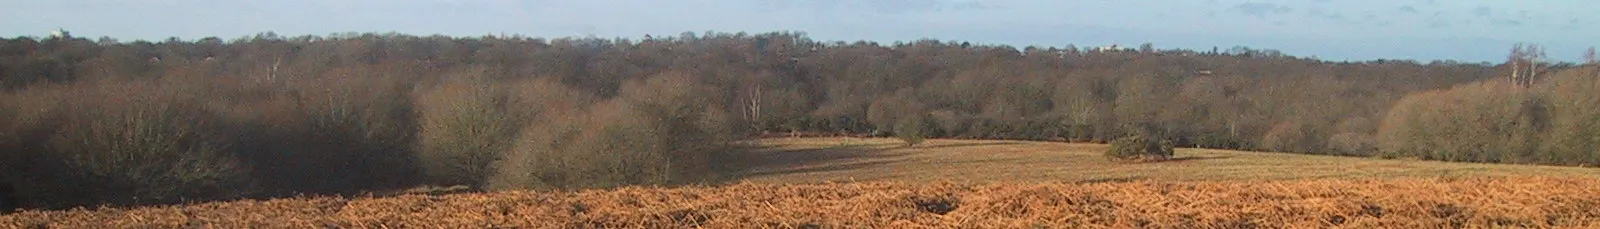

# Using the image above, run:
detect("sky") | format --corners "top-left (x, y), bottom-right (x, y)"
top-left (2, 0), bottom-right (1596, 63)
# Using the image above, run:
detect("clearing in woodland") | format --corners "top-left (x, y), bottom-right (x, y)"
top-left (736, 137), bottom-right (1600, 183)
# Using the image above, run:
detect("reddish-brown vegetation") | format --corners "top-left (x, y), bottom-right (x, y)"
top-left (4, 177), bottom-right (1597, 228)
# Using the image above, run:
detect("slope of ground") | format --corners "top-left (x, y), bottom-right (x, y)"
top-left (7, 137), bottom-right (1600, 228)
top-left (736, 137), bottom-right (1600, 184)
top-left (4, 178), bottom-right (1598, 228)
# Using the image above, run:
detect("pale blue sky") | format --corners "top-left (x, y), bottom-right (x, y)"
top-left (3, 0), bottom-right (1596, 62)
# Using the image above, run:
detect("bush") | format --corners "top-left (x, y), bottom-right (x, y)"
top-left (486, 73), bottom-right (737, 190)
top-left (1377, 81), bottom-right (1557, 164)
top-left (1327, 132), bottom-right (1378, 156)
top-left (229, 74), bottom-right (423, 195)
top-left (1260, 121), bottom-right (1327, 154)
top-left (894, 114), bottom-right (934, 146)
top-left (484, 107), bottom-right (586, 191)
top-left (1105, 135), bottom-right (1175, 161)
top-left (1, 82), bottom-right (250, 209)
top-left (416, 78), bottom-right (522, 187)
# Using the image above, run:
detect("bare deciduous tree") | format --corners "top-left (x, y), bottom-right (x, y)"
top-left (1507, 43), bottom-right (1550, 87)
top-left (744, 80), bottom-right (762, 132)
top-left (1584, 47), bottom-right (1596, 64)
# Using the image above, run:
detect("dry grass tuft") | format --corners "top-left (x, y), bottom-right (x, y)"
top-left (3, 177), bottom-right (1598, 228)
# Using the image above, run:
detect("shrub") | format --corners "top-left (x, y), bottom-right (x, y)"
top-left (1377, 81), bottom-right (1555, 164)
top-left (610, 73), bottom-right (739, 185)
top-left (486, 73), bottom-right (737, 190)
top-left (1327, 132), bottom-right (1378, 156)
top-left (927, 110), bottom-right (968, 138)
top-left (1105, 135), bottom-right (1175, 161)
top-left (230, 74), bottom-right (422, 195)
top-left (894, 114), bottom-right (935, 146)
top-left (416, 77), bottom-right (521, 187)
top-left (1, 82), bottom-right (250, 209)
top-left (485, 107), bottom-right (585, 191)
top-left (1260, 120), bottom-right (1328, 154)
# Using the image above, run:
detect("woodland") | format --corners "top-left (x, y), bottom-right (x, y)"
top-left (1, 31), bottom-right (1597, 209)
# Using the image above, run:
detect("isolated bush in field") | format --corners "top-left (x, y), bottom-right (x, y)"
top-left (1, 82), bottom-right (249, 209)
top-left (894, 114), bottom-right (934, 146)
top-left (1105, 135), bottom-right (1175, 161)
top-left (417, 77), bottom-right (521, 187)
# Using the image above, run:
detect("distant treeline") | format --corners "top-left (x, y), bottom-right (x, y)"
top-left (0, 31), bottom-right (1594, 210)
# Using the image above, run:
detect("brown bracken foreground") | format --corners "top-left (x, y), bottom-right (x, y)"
top-left (4, 177), bottom-right (1598, 228)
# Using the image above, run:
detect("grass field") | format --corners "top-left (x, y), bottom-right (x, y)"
top-left (737, 137), bottom-right (1600, 183)
top-left (6, 137), bottom-right (1600, 228)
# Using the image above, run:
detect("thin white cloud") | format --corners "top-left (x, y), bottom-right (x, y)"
top-left (1471, 6), bottom-right (1492, 17)
top-left (1230, 2), bottom-right (1294, 18)
top-left (767, 0), bottom-right (994, 14)
top-left (1399, 5), bottom-right (1419, 14)
top-left (1307, 8), bottom-right (1347, 21)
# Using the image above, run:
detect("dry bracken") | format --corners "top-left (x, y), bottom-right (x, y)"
top-left (4, 177), bottom-right (1598, 228)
